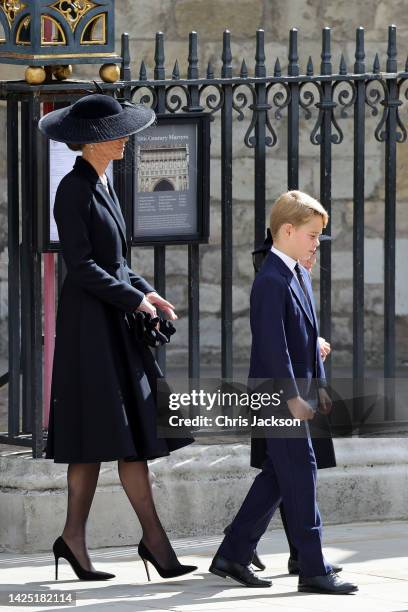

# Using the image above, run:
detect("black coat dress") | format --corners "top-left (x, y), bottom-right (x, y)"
top-left (45, 155), bottom-right (194, 463)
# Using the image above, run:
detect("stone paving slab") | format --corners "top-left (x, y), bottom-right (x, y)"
top-left (0, 521), bottom-right (407, 611)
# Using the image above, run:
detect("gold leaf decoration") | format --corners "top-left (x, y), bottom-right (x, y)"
top-left (0, 1), bottom-right (27, 28)
top-left (48, 0), bottom-right (98, 33)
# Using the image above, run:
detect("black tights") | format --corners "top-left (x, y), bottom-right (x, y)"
top-left (62, 460), bottom-right (177, 571)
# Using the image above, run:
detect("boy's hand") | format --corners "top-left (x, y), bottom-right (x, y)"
top-left (287, 396), bottom-right (315, 421)
top-left (318, 337), bottom-right (331, 362)
top-left (318, 387), bottom-right (332, 415)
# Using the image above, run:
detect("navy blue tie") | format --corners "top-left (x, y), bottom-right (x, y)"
top-left (294, 263), bottom-right (311, 304)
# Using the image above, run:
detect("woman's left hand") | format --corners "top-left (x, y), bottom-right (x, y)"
top-left (145, 292), bottom-right (178, 320)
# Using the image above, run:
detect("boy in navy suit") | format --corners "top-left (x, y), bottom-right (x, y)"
top-left (210, 190), bottom-right (358, 594)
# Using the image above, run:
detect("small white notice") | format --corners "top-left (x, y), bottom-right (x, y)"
top-left (49, 139), bottom-right (113, 242)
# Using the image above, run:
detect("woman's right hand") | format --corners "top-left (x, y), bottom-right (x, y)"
top-left (136, 297), bottom-right (157, 318)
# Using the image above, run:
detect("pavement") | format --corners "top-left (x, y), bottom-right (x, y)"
top-left (0, 521), bottom-right (407, 611)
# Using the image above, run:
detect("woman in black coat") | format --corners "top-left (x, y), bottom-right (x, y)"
top-left (39, 94), bottom-right (196, 582)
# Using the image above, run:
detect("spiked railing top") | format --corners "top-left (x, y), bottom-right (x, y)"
top-left (1, 24), bottom-right (406, 97)
top-left (354, 26), bottom-right (365, 74)
top-left (321, 27), bottom-right (332, 76)
top-left (222, 30), bottom-right (233, 79)
top-left (288, 28), bottom-right (299, 77)
top-left (154, 31), bottom-right (165, 80)
top-left (188, 31), bottom-right (199, 80)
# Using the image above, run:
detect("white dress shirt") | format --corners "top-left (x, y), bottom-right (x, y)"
top-left (271, 245), bottom-right (298, 275)
top-left (271, 245), bottom-right (311, 297)
top-left (100, 173), bottom-right (109, 193)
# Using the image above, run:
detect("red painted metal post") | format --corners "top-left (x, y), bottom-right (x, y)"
top-left (43, 251), bottom-right (55, 428)
top-left (42, 19), bottom-right (56, 428)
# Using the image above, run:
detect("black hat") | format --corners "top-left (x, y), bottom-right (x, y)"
top-left (252, 227), bottom-right (273, 256)
top-left (251, 228), bottom-right (273, 273)
top-left (38, 93), bottom-right (156, 144)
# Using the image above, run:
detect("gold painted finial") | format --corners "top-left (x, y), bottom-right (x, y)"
top-left (53, 64), bottom-right (73, 80)
top-left (25, 65), bottom-right (46, 84)
top-left (99, 62), bottom-right (120, 83)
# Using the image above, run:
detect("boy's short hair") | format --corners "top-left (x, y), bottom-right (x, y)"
top-left (269, 190), bottom-right (329, 239)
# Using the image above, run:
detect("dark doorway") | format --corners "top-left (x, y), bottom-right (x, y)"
top-left (153, 179), bottom-right (174, 191)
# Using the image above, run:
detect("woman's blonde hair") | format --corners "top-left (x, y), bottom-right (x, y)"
top-left (269, 190), bottom-right (329, 239)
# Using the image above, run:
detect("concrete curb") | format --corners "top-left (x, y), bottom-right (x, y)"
top-left (0, 438), bottom-right (407, 552)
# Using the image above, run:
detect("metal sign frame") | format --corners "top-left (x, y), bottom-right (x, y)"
top-left (130, 112), bottom-right (211, 247)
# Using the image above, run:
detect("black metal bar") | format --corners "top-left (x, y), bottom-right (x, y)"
top-left (120, 31), bottom-right (131, 83)
top-left (188, 244), bottom-right (200, 380)
top-left (30, 96), bottom-right (44, 458)
top-left (20, 97), bottom-right (43, 457)
top-left (318, 27), bottom-right (333, 381)
top-left (254, 30), bottom-right (268, 251)
top-left (20, 100), bottom-right (33, 435)
top-left (185, 31), bottom-right (203, 112)
top-left (384, 25), bottom-right (398, 420)
top-left (0, 434), bottom-right (36, 447)
top-left (118, 32), bottom-right (133, 264)
top-left (3, 71), bottom-right (403, 100)
top-left (287, 28), bottom-right (300, 190)
top-left (154, 247), bottom-right (166, 374)
top-left (153, 31), bottom-right (167, 374)
top-left (186, 32), bottom-right (201, 383)
top-left (221, 30), bottom-right (233, 378)
top-left (7, 97), bottom-right (21, 438)
top-left (353, 27), bottom-right (366, 416)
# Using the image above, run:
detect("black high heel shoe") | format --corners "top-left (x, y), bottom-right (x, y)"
top-left (138, 540), bottom-right (197, 580)
top-left (53, 536), bottom-right (115, 581)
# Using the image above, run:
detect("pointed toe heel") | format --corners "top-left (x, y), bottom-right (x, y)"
top-left (52, 536), bottom-right (115, 581)
top-left (137, 540), bottom-right (197, 580)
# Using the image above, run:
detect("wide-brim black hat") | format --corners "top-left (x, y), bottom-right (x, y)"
top-left (38, 93), bottom-right (156, 144)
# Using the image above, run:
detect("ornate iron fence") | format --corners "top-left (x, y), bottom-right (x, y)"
top-left (0, 24), bottom-right (407, 456)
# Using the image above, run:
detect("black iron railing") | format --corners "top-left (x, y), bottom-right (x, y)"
top-left (0, 24), bottom-right (407, 455)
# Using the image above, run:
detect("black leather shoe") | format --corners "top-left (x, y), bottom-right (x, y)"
top-left (223, 526), bottom-right (266, 572)
top-left (288, 556), bottom-right (343, 575)
top-left (298, 570), bottom-right (358, 594)
top-left (209, 554), bottom-right (272, 588)
top-left (251, 549), bottom-right (266, 571)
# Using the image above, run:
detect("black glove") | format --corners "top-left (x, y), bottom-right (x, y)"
top-left (134, 312), bottom-right (176, 348)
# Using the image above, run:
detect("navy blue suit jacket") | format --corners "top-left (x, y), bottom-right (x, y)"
top-left (248, 250), bottom-right (326, 402)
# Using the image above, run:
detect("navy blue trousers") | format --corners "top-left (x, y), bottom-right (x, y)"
top-left (217, 429), bottom-right (331, 578)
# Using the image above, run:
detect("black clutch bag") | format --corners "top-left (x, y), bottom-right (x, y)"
top-left (133, 311), bottom-right (176, 348)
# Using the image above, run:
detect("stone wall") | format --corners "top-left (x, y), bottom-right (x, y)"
top-left (1, 0), bottom-right (408, 371)
top-left (1, 438), bottom-right (408, 552)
